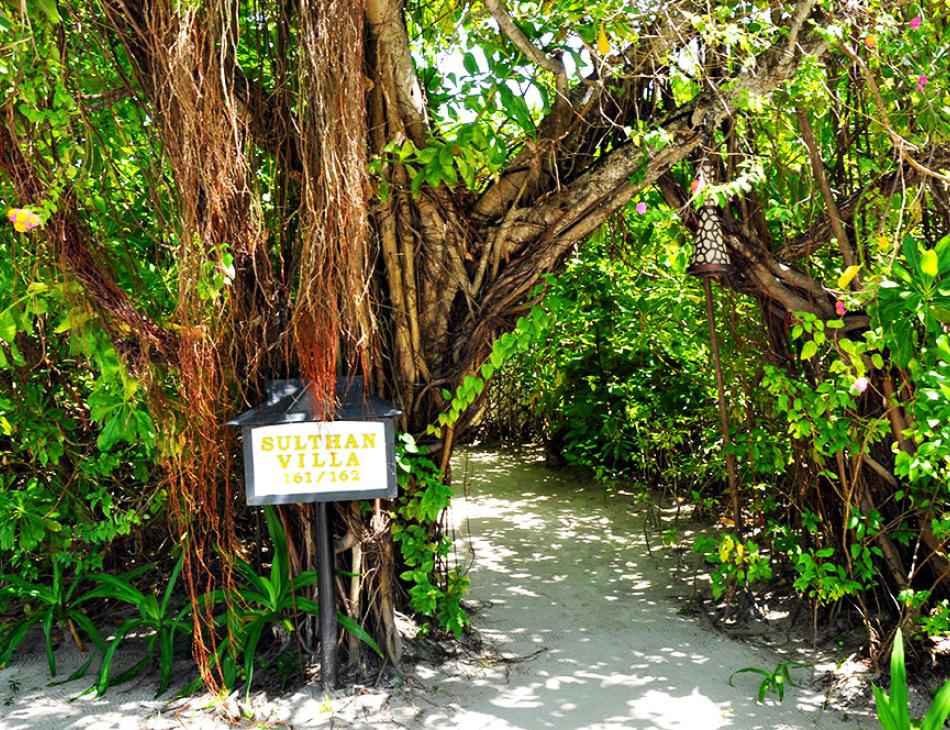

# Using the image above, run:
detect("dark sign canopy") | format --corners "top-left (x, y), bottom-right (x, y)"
top-left (226, 376), bottom-right (402, 427)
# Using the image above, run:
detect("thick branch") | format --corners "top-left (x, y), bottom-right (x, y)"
top-left (454, 4), bottom-right (829, 373)
top-left (366, 0), bottom-right (429, 145)
top-left (508, 20), bottom-right (828, 255)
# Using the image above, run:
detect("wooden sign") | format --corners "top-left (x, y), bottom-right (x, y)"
top-left (244, 421), bottom-right (390, 504)
top-left (228, 377), bottom-right (401, 506)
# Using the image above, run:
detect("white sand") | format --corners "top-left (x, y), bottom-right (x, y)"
top-left (0, 446), bottom-right (871, 729)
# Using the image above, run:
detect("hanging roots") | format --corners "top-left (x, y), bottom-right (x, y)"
top-left (93, 0), bottom-right (386, 686)
top-left (102, 0), bottom-right (271, 690)
top-left (96, 0), bottom-right (379, 686)
top-left (293, 0), bottom-right (375, 414)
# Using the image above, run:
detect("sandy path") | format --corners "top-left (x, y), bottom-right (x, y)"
top-left (408, 446), bottom-right (867, 730)
top-left (0, 446), bottom-right (869, 729)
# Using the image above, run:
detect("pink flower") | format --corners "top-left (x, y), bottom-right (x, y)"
top-left (853, 377), bottom-right (869, 394)
top-left (636, 202), bottom-right (647, 214)
top-left (916, 75), bottom-right (928, 92)
top-left (909, 16), bottom-right (922, 30)
top-left (835, 300), bottom-right (846, 317)
top-left (690, 178), bottom-right (704, 193)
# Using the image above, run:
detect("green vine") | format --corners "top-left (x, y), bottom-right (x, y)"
top-left (393, 434), bottom-right (469, 637)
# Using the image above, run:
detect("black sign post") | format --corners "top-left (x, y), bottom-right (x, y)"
top-left (227, 377), bottom-right (401, 691)
top-left (316, 501), bottom-right (337, 689)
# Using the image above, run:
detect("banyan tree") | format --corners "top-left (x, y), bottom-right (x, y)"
top-left (1, 0), bottom-right (948, 683)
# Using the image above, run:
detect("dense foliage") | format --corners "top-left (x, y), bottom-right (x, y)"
top-left (476, 1), bottom-right (950, 649)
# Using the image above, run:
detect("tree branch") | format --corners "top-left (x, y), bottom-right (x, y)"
top-left (777, 145), bottom-right (950, 261)
top-left (453, 5), bottom-right (830, 373)
top-left (483, 0), bottom-right (568, 102)
top-left (508, 19), bottom-right (828, 255)
top-left (660, 172), bottom-right (834, 318)
top-left (839, 42), bottom-right (950, 185)
top-left (471, 4), bottom-right (701, 223)
top-left (796, 107), bottom-right (859, 275)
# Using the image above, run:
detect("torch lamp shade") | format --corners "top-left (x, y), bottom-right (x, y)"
top-left (688, 201), bottom-right (733, 277)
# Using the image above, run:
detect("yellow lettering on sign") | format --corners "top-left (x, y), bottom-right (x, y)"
top-left (260, 426), bottom-right (382, 493)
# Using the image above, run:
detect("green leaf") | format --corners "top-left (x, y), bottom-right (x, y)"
top-left (935, 233), bottom-right (950, 274)
top-left (903, 236), bottom-right (922, 277)
top-left (336, 612), bottom-right (384, 658)
top-left (95, 617), bottom-right (143, 695)
top-left (728, 667), bottom-right (771, 686)
top-left (68, 611), bottom-right (104, 652)
top-left (0, 309), bottom-right (16, 343)
top-left (921, 678), bottom-right (950, 730)
top-left (53, 306), bottom-right (94, 334)
top-left (921, 248), bottom-right (939, 278)
top-left (242, 620), bottom-right (267, 703)
top-left (160, 556), bottom-right (184, 614)
top-left (873, 685), bottom-right (900, 730)
top-left (889, 629), bottom-right (910, 729)
top-left (97, 415), bottom-right (124, 452)
top-left (800, 341), bottom-right (818, 360)
top-left (462, 52), bottom-right (479, 75)
top-left (29, 0), bottom-right (59, 24)
top-left (41, 610), bottom-right (56, 677)
top-left (425, 163), bottom-right (442, 187)
top-left (0, 615), bottom-right (42, 667)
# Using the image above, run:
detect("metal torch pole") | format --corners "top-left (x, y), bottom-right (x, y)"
top-left (703, 276), bottom-right (741, 532)
top-left (316, 501), bottom-right (337, 691)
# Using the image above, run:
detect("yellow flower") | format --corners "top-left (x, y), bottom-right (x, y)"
top-left (6, 208), bottom-right (41, 233)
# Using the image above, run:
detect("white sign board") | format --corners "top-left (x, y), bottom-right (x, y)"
top-left (244, 421), bottom-right (390, 504)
